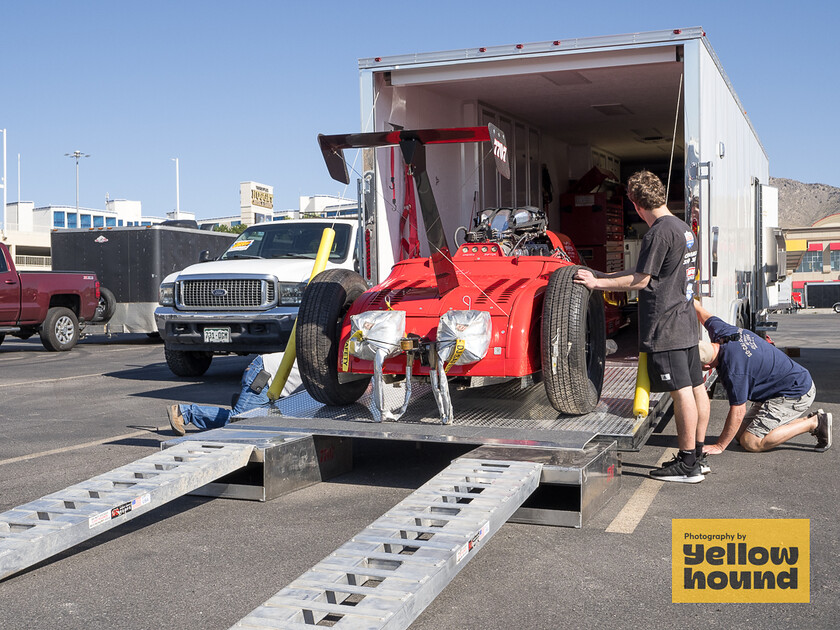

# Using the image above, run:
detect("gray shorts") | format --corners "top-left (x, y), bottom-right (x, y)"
top-left (744, 382), bottom-right (816, 438)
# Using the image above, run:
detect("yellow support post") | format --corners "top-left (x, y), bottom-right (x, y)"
top-left (267, 228), bottom-right (335, 400)
top-left (633, 351), bottom-right (650, 418)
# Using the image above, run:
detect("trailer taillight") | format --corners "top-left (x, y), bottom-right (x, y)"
top-left (95, 280), bottom-right (101, 299)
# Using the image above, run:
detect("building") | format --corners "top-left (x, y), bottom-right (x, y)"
top-left (2, 181), bottom-right (357, 270)
top-left (195, 182), bottom-right (356, 229)
top-left (783, 213), bottom-right (840, 306)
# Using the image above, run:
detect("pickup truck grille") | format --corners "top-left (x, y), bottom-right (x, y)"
top-left (177, 278), bottom-right (277, 310)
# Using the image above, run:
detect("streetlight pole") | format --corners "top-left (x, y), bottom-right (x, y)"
top-left (1, 128), bottom-right (7, 234)
top-left (64, 150), bottom-right (90, 215)
top-left (171, 157), bottom-right (180, 219)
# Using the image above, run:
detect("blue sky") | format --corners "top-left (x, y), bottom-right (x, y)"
top-left (2, 0), bottom-right (838, 220)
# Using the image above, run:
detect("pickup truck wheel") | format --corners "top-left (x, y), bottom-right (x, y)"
top-left (296, 268), bottom-right (371, 405)
top-left (40, 307), bottom-right (80, 352)
top-left (541, 265), bottom-right (606, 415)
top-left (833, 302), bottom-right (840, 314)
top-left (164, 347), bottom-right (213, 377)
top-left (92, 286), bottom-right (117, 322)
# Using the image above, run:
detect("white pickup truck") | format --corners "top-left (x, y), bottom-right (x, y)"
top-left (155, 218), bottom-right (359, 376)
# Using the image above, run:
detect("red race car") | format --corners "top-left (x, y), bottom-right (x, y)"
top-left (296, 125), bottom-right (606, 423)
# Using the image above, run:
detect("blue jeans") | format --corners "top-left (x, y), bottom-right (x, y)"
top-left (179, 356), bottom-right (271, 431)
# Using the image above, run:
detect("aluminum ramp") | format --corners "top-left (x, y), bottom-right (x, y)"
top-left (0, 441), bottom-right (254, 581)
top-left (232, 456), bottom-right (542, 629)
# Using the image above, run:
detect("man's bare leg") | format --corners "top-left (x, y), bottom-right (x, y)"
top-left (739, 413), bottom-right (819, 452)
top-left (693, 384), bottom-right (710, 446)
top-left (670, 386), bottom-right (699, 452)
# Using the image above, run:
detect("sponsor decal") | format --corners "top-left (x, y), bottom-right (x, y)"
top-left (492, 138), bottom-right (507, 163)
top-left (230, 240), bottom-right (254, 250)
top-left (684, 230), bottom-right (695, 250)
top-left (672, 519), bottom-right (809, 603)
top-left (94, 235), bottom-right (108, 243)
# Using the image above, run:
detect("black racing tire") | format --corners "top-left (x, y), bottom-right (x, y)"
top-left (40, 306), bottom-right (80, 352)
top-left (164, 346), bottom-right (213, 377)
top-left (92, 286), bottom-right (117, 322)
top-left (296, 268), bottom-right (371, 405)
top-left (833, 302), bottom-right (840, 314)
top-left (541, 265), bottom-right (606, 415)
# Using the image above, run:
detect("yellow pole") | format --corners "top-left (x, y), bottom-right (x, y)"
top-left (267, 228), bottom-right (335, 400)
top-left (633, 351), bottom-right (650, 418)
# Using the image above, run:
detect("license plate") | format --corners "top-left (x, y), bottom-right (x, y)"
top-left (203, 327), bottom-right (231, 343)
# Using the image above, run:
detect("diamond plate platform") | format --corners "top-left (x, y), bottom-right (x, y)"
top-left (235, 361), bottom-right (666, 450)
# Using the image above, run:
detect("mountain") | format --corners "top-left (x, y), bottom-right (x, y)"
top-left (771, 177), bottom-right (840, 228)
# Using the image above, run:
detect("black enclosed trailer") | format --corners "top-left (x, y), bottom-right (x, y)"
top-left (51, 226), bottom-right (235, 333)
top-left (804, 281), bottom-right (840, 310)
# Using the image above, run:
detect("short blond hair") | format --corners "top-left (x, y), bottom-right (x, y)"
top-left (627, 170), bottom-right (666, 211)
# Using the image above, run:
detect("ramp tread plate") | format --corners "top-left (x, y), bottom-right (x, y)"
top-left (231, 458), bottom-right (541, 629)
top-left (235, 363), bottom-right (659, 445)
top-left (0, 441), bottom-right (253, 581)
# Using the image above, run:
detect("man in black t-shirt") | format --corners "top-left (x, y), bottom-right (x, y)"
top-left (694, 301), bottom-right (831, 454)
top-left (574, 170), bottom-right (708, 483)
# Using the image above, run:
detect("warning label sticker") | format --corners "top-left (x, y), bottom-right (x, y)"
top-left (88, 494), bottom-right (151, 529)
top-left (456, 521), bottom-right (490, 564)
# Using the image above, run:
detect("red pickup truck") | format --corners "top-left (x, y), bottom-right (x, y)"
top-left (0, 242), bottom-right (101, 351)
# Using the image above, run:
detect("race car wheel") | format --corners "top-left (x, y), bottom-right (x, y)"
top-left (296, 268), bottom-right (371, 405)
top-left (541, 265), bottom-right (606, 414)
top-left (40, 306), bottom-right (80, 352)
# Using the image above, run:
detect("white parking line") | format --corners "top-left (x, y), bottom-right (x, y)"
top-left (0, 373), bottom-right (110, 388)
top-left (0, 427), bottom-right (167, 467)
top-left (605, 448), bottom-right (677, 534)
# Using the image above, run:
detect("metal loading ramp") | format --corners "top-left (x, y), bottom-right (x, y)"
top-left (232, 457), bottom-right (542, 629)
top-left (0, 441), bottom-right (254, 581)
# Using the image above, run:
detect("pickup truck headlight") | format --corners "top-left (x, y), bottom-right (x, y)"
top-left (159, 282), bottom-right (175, 306)
top-left (278, 281), bottom-right (309, 306)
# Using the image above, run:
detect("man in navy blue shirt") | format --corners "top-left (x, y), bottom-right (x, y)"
top-left (694, 301), bottom-right (831, 454)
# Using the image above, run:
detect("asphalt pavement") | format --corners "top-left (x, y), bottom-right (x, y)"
top-left (0, 313), bottom-right (838, 629)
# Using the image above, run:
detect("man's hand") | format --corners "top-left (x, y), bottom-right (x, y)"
top-left (573, 268), bottom-right (599, 290)
top-left (702, 443), bottom-right (726, 455)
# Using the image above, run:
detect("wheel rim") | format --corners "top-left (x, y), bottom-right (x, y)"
top-left (56, 316), bottom-right (75, 344)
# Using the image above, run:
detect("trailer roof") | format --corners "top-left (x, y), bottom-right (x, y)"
top-left (359, 27), bottom-right (706, 69)
top-left (359, 27), bottom-right (765, 163)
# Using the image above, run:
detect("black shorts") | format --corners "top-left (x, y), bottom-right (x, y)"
top-left (647, 346), bottom-right (703, 392)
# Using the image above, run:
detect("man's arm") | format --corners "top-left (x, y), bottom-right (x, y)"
top-left (573, 267), bottom-right (651, 291)
top-left (703, 402), bottom-right (747, 454)
top-left (694, 299), bottom-right (713, 326)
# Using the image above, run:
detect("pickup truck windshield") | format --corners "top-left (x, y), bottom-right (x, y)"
top-left (220, 222), bottom-right (354, 262)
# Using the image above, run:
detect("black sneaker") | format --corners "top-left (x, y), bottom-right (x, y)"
top-left (698, 453), bottom-right (711, 474)
top-left (815, 409), bottom-right (832, 452)
top-left (650, 455), bottom-right (704, 483)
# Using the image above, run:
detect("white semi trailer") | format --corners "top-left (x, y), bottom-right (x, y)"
top-left (355, 26), bottom-right (781, 332)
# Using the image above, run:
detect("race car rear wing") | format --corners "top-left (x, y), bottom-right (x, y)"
top-left (317, 124), bottom-right (510, 295)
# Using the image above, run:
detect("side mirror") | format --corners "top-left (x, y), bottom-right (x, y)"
top-left (199, 250), bottom-right (212, 263)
